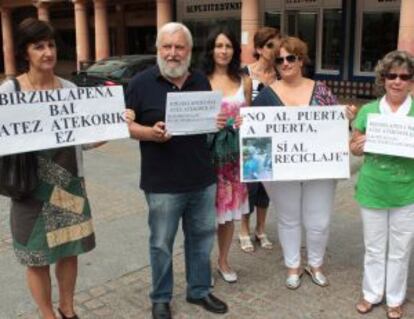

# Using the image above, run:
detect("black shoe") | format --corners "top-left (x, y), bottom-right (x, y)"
top-left (152, 303), bottom-right (171, 319)
top-left (186, 293), bottom-right (228, 314)
top-left (57, 308), bottom-right (79, 319)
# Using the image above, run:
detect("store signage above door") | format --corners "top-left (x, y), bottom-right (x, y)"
top-left (363, 0), bottom-right (400, 10)
top-left (285, 0), bottom-right (319, 9)
top-left (186, 1), bottom-right (242, 13)
top-left (179, 0), bottom-right (242, 19)
top-left (283, 0), bottom-right (341, 9)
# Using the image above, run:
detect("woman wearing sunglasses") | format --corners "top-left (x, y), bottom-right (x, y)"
top-left (253, 36), bottom-right (356, 290)
top-left (239, 27), bottom-right (281, 253)
top-left (351, 51), bottom-right (414, 319)
top-left (202, 27), bottom-right (251, 283)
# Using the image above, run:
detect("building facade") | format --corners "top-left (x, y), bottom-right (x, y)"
top-left (1, 0), bottom-right (413, 97)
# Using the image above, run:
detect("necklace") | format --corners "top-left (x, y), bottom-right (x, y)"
top-left (26, 72), bottom-right (57, 90)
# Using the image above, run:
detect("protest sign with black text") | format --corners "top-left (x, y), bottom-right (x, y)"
top-left (165, 91), bottom-right (222, 135)
top-left (0, 85), bottom-right (129, 156)
top-left (364, 114), bottom-right (414, 158)
top-left (240, 106), bottom-right (350, 182)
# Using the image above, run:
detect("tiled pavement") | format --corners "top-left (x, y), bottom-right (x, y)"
top-left (2, 140), bottom-right (414, 319)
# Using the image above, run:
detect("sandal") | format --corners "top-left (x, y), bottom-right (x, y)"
top-left (239, 235), bottom-right (254, 253)
top-left (254, 232), bottom-right (273, 249)
top-left (285, 272), bottom-right (303, 290)
top-left (387, 306), bottom-right (403, 319)
top-left (355, 299), bottom-right (381, 315)
top-left (304, 265), bottom-right (329, 287)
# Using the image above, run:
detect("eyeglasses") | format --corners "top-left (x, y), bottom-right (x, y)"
top-left (265, 42), bottom-right (276, 49)
top-left (383, 73), bottom-right (413, 81)
top-left (275, 55), bottom-right (298, 65)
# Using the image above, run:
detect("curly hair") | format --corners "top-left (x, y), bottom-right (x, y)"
top-left (15, 18), bottom-right (56, 74)
top-left (253, 27), bottom-right (280, 60)
top-left (374, 50), bottom-right (414, 96)
top-left (201, 27), bottom-right (241, 82)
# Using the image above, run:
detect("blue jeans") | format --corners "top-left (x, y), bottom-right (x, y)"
top-left (145, 184), bottom-right (216, 303)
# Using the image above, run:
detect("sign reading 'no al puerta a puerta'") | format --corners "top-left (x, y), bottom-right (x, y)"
top-left (239, 106), bottom-right (350, 182)
top-left (0, 86), bottom-right (129, 156)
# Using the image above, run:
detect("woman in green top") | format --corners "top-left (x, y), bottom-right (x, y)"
top-left (351, 50), bottom-right (414, 319)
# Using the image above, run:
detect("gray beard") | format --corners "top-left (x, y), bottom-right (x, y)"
top-left (157, 54), bottom-right (191, 79)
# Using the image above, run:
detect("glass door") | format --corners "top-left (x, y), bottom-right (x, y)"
top-left (285, 11), bottom-right (318, 77)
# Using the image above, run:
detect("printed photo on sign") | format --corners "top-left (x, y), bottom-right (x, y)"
top-left (242, 137), bottom-right (273, 181)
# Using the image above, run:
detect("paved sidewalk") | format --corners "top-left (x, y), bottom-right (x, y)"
top-left (2, 140), bottom-right (413, 319)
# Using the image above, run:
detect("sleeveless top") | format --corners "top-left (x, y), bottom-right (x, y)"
top-left (212, 80), bottom-right (249, 224)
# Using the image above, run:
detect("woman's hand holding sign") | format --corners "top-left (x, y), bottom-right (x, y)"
top-left (350, 130), bottom-right (366, 156)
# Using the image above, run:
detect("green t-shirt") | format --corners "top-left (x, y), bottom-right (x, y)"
top-left (354, 99), bottom-right (414, 209)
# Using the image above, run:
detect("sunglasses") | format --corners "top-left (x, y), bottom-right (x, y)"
top-left (275, 54), bottom-right (298, 65)
top-left (383, 73), bottom-right (413, 81)
top-left (265, 42), bottom-right (276, 49)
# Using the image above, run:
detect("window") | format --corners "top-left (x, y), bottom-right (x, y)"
top-left (286, 11), bottom-right (318, 77)
top-left (264, 11), bottom-right (281, 30)
top-left (359, 12), bottom-right (399, 73)
top-left (321, 9), bottom-right (341, 71)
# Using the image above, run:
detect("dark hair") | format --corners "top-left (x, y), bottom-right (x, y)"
top-left (15, 18), bottom-right (56, 73)
top-left (253, 27), bottom-right (280, 60)
top-left (202, 27), bottom-right (242, 82)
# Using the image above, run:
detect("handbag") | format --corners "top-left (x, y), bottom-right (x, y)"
top-left (0, 78), bottom-right (38, 199)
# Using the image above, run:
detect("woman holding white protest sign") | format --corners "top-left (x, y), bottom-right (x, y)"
top-left (351, 50), bottom-right (414, 319)
top-left (239, 27), bottom-right (281, 254)
top-left (0, 18), bottom-right (134, 319)
top-left (253, 36), bottom-right (356, 290)
top-left (202, 27), bottom-right (251, 283)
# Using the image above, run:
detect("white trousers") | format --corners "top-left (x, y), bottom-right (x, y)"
top-left (264, 180), bottom-right (336, 268)
top-left (361, 204), bottom-right (414, 307)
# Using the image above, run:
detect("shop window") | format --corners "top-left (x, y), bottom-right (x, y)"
top-left (360, 12), bottom-right (399, 72)
top-left (264, 11), bottom-right (281, 30)
top-left (56, 30), bottom-right (76, 60)
top-left (127, 27), bottom-right (156, 55)
top-left (286, 11), bottom-right (317, 77)
top-left (321, 9), bottom-right (341, 71)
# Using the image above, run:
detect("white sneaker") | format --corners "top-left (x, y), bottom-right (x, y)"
top-left (217, 268), bottom-right (237, 283)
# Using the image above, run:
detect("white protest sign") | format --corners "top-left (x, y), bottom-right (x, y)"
top-left (240, 106), bottom-right (350, 182)
top-left (0, 86), bottom-right (129, 156)
top-left (364, 114), bottom-right (414, 158)
top-left (165, 91), bottom-right (222, 135)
